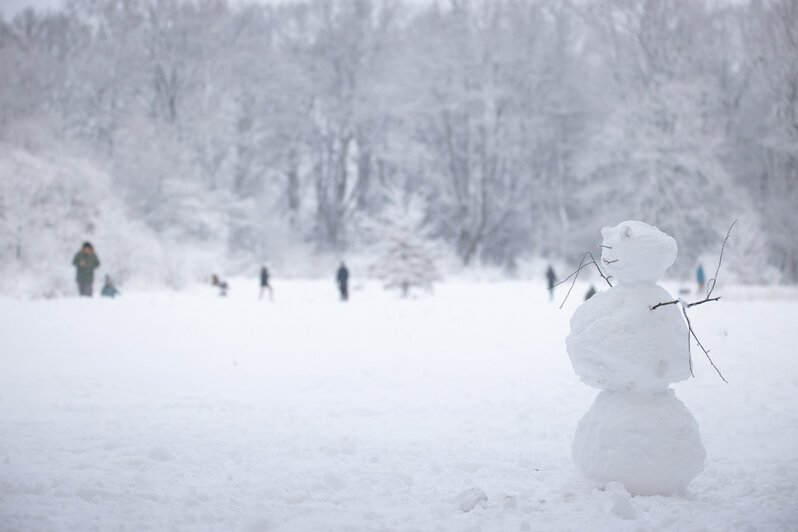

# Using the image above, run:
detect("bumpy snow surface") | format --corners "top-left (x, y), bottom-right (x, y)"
top-left (566, 283), bottom-right (691, 392)
top-left (1, 280), bottom-right (797, 530)
top-left (600, 221), bottom-right (678, 284)
top-left (572, 389), bottom-right (705, 496)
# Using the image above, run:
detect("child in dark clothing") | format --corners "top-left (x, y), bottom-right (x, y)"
top-left (101, 275), bottom-right (120, 298)
top-left (260, 266), bottom-right (273, 300)
top-left (211, 274), bottom-right (228, 296)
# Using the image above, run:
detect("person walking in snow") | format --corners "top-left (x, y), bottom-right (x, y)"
top-left (260, 265), bottom-right (273, 300)
top-left (72, 241), bottom-right (100, 297)
top-left (696, 264), bottom-right (706, 295)
top-left (211, 274), bottom-right (228, 296)
top-left (101, 275), bottom-right (120, 298)
top-left (336, 262), bottom-right (349, 301)
top-left (546, 265), bottom-right (557, 302)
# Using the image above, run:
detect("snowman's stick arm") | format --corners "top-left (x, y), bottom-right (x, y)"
top-left (553, 256), bottom-right (590, 288)
top-left (651, 220), bottom-right (737, 310)
top-left (553, 252), bottom-right (613, 289)
top-left (681, 302), bottom-right (728, 383)
top-left (650, 299), bottom-right (680, 310)
top-left (687, 296), bottom-right (721, 308)
top-left (555, 252), bottom-right (613, 309)
top-left (651, 299), bottom-right (729, 382)
top-left (681, 304), bottom-right (695, 378)
top-left (651, 296), bottom-right (722, 311)
top-left (705, 219), bottom-right (737, 300)
top-left (649, 220), bottom-right (737, 383)
top-left (651, 295), bottom-right (722, 310)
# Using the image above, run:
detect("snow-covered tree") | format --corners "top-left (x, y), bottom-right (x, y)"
top-left (371, 192), bottom-right (441, 297)
top-left (734, 0), bottom-right (798, 281)
top-left (2, 0), bottom-right (797, 286)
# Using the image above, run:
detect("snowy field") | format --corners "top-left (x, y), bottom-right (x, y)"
top-left (1, 280), bottom-right (797, 531)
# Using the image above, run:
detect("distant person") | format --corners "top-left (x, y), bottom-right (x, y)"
top-left (101, 275), bottom-right (120, 298)
top-left (260, 265), bottom-right (273, 300)
top-left (211, 274), bottom-right (228, 296)
top-left (696, 264), bottom-right (706, 295)
top-left (72, 241), bottom-right (100, 297)
top-left (584, 285), bottom-right (597, 301)
top-left (336, 262), bottom-right (349, 301)
top-left (546, 265), bottom-right (557, 301)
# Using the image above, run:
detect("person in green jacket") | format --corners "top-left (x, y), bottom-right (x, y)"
top-left (72, 242), bottom-right (100, 297)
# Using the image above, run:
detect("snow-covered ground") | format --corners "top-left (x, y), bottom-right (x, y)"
top-left (1, 280), bottom-right (797, 531)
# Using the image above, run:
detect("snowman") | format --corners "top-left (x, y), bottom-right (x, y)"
top-left (566, 220), bottom-right (705, 496)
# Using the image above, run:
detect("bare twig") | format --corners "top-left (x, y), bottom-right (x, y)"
top-left (650, 220), bottom-right (737, 311)
top-left (704, 219), bottom-right (738, 301)
top-left (680, 302), bottom-right (728, 383)
top-left (686, 296), bottom-right (721, 308)
top-left (651, 296), bottom-right (722, 311)
top-left (649, 220), bottom-right (737, 383)
top-left (679, 301), bottom-right (695, 378)
top-left (556, 251), bottom-right (613, 309)
top-left (556, 253), bottom-right (593, 310)
top-left (650, 299), bottom-right (680, 310)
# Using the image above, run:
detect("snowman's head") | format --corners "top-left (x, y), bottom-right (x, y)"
top-left (600, 221), bottom-right (677, 284)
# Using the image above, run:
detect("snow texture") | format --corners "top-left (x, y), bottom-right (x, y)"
top-left (566, 283), bottom-right (690, 392)
top-left (572, 390), bottom-right (706, 496)
top-left (1, 280), bottom-right (797, 530)
top-left (600, 221), bottom-right (678, 285)
top-left (457, 487), bottom-right (488, 512)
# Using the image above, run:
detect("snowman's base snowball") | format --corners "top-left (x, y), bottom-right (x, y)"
top-left (572, 389), bottom-right (705, 496)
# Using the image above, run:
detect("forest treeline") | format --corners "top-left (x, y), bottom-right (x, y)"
top-left (1, 0), bottom-right (796, 281)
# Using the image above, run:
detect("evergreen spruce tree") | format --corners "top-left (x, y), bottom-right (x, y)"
top-left (372, 194), bottom-right (441, 298)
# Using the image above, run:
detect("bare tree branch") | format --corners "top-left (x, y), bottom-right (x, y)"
top-left (556, 251), bottom-right (613, 309)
